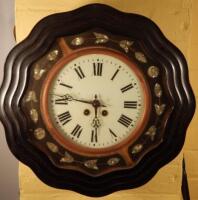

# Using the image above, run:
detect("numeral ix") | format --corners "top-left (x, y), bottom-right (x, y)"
top-left (55, 97), bottom-right (68, 105)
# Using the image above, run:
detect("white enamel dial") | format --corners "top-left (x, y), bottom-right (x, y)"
top-left (46, 53), bottom-right (146, 149)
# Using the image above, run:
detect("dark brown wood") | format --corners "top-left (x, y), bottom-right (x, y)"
top-left (0, 3), bottom-right (195, 197)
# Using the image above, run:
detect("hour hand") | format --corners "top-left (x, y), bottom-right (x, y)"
top-left (52, 94), bottom-right (107, 107)
top-left (51, 94), bottom-right (92, 105)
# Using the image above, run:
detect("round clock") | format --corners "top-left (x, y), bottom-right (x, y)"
top-left (20, 31), bottom-right (174, 176)
top-left (0, 4), bottom-right (195, 197)
top-left (41, 48), bottom-right (151, 157)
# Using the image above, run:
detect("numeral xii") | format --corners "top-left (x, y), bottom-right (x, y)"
top-left (93, 62), bottom-right (103, 76)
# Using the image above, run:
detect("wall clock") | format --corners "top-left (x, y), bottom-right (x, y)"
top-left (0, 4), bottom-right (195, 197)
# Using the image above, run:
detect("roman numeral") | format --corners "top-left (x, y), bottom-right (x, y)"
top-left (74, 66), bottom-right (85, 79)
top-left (59, 83), bottom-right (73, 89)
top-left (57, 111), bottom-right (71, 125)
top-left (118, 114), bottom-right (132, 128)
top-left (71, 124), bottom-right (82, 138)
top-left (109, 128), bottom-right (117, 137)
top-left (111, 69), bottom-right (120, 80)
top-left (55, 98), bottom-right (68, 105)
top-left (121, 83), bottom-right (133, 93)
top-left (124, 101), bottom-right (137, 109)
top-left (93, 62), bottom-right (103, 76)
top-left (91, 129), bottom-right (98, 143)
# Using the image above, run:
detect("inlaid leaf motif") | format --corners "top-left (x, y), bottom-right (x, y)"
top-left (154, 104), bottom-right (166, 115)
top-left (107, 157), bottom-right (120, 166)
top-left (135, 52), bottom-right (147, 63)
top-left (47, 49), bottom-right (59, 61)
top-left (84, 159), bottom-right (98, 170)
top-left (60, 152), bottom-right (74, 163)
top-left (46, 142), bottom-right (59, 153)
top-left (71, 37), bottom-right (84, 46)
top-left (30, 109), bottom-right (38, 123)
top-left (147, 66), bottom-right (159, 78)
top-left (25, 91), bottom-right (37, 102)
top-left (145, 126), bottom-right (157, 141)
top-left (131, 144), bottom-right (143, 154)
top-left (154, 83), bottom-right (162, 97)
top-left (34, 128), bottom-right (46, 140)
top-left (119, 40), bottom-right (133, 53)
top-left (93, 32), bottom-right (109, 44)
top-left (33, 64), bottom-right (46, 80)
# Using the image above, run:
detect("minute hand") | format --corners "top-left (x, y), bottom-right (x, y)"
top-left (65, 94), bottom-right (106, 107)
top-left (72, 98), bottom-right (93, 105)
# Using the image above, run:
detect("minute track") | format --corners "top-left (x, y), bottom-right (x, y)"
top-left (47, 53), bottom-right (146, 149)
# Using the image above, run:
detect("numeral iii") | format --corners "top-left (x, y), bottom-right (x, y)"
top-left (124, 101), bottom-right (137, 109)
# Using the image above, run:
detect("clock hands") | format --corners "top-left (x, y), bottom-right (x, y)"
top-left (52, 93), bottom-right (106, 107)
top-left (53, 93), bottom-right (105, 142)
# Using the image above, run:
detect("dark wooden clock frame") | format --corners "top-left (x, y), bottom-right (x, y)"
top-left (0, 4), bottom-right (195, 197)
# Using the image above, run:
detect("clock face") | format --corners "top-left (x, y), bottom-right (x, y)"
top-left (41, 48), bottom-right (150, 154)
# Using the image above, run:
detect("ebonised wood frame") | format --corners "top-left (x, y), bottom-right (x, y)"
top-left (0, 4), bottom-right (195, 197)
